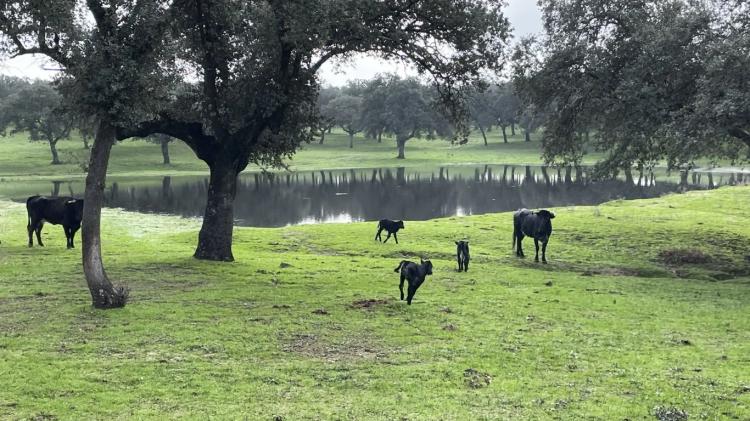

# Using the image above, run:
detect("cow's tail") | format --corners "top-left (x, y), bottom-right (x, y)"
top-left (394, 260), bottom-right (407, 272)
top-left (512, 224), bottom-right (516, 251)
top-left (26, 196), bottom-right (37, 227)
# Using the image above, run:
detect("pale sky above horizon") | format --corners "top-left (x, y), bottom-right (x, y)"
top-left (0, 0), bottom-right (543, 85)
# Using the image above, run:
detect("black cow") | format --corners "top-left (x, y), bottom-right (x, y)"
top-left (455, 240), bottom-right (470, 272)
top-left (375, 219), bottom-right (404, 244)
top-left (513, 209), bottom-right (555, 263)
top-left (26, 195), bottom-right (84, 249)
top-left (394, 259), bottom-right (433, 305)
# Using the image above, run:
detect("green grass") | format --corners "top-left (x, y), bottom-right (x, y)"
top-left (0, 187), bottom-right (748, 419)
top-left (0, 129), bottom-right (574, 181)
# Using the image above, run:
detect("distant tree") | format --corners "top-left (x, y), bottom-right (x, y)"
top-left (372, 76), bottom-right (451, 159)
top-left (146, 133), bottom-right (174, 165)
top-left (0, 82), bottom-right (72, 164)
top-left (518, 105), bottom-right (542, 143)
top-left (514, 0), bottom-right (749, 174)
top-left (467, 85), bottom-right (499, 146)
top-left (361, 76), bottom-right (390, 143)
top-left (494, 84), bottom-right (520, 144)
top-left (315, 87), bottom-right (339, 144)
top-left (327, 94), bottom-right (363, 148)
top-left (0, 75), bottom-right (29, 100)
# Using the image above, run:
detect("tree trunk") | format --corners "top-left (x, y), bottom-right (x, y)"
top-left (49, 140), bottom-right (61, 165)
top-left (318, 131), bottom-right (326, 144)
top-left (194, 162), bottom-right (238, 261)
top-left (348, 132), bottom-right (354, 149)
top-left (524, 123), bottom-right (531, 142)
top-left (82, 136), bottom-right (90, 149)
top-left (82, 121), bottom-right (128, 309)
top-left (396, 137), bottom-right (407, 159)
top-left (377, 130), bottom-right (382, 143)
top-left (510, 122), bottom-right (516, 136)
top-left (477, 123), bottom-right (488, 146)
top-left (161, 140), bottom-right (171, 164)
top-left (502, 126), bottom-right (508, 143)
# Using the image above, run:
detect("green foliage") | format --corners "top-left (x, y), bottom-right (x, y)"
top-left (514, 0), bottom-right (750, 174)
top-left (0, 187), bottom-right (748, 418)
top-left (0, 81), bottom-right (71, 142)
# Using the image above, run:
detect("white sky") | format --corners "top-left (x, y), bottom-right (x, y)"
top-left (0, 0), bottom-right (543, 85)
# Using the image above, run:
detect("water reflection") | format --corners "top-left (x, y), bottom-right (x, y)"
top-left (94, 165), bottom-right (746, 227)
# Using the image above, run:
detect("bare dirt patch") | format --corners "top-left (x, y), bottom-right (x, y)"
top-left (464, 368), bottom-right (492, 389)
top-left (282, 333), bottom-right (388, 362)
top-left (653, 406), bottom-right (688, 421)
top-left (350, 299), bottom-right (390, 310)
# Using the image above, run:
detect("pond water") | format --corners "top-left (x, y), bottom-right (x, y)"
top-left (4, 165), bottom-right (747, 227)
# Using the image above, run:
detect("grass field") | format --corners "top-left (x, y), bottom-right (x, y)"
top-left (0, 187), bottom-right (748, 419)
top-left (0, 129), bottom-right (583, 181)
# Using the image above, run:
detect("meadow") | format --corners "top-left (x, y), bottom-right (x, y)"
top-left (0, 130), bottom-right (748, 419)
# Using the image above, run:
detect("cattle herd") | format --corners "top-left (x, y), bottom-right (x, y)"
top-left (18, 196), bottom-right (554, 306)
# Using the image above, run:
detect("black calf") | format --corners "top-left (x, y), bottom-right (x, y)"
top-left (394, 259), bottom-right (433, 305)
top-left (513, 209), bottom-right (555, 263)
top-left (375, 219), bottom-right (404, 244)
top-left (455, 240), bottom-right (470, 272)
top-left (26, 195), bottom-right (84, 249)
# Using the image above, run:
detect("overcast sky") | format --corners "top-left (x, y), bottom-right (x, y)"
top-left (0, 0), bottom-right (542, 85)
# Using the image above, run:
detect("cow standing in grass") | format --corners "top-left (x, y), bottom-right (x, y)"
top-left (455, 240), bottom-right (470, 272)
top-left (375, 219), bottom-right (404, 244)
top-left (26, 195), bottom-right (84, 249)
top-left (394, 259), bottom-right (433, 305)
top-left (513, 209), bottom-right (555, 263)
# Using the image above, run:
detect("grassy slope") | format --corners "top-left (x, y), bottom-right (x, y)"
top-left (0, 130), bottom-right (581, 180)
top-left (0, 187), bottom-right (748, 419)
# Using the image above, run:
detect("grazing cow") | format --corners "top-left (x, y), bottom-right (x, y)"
top-left (375, 219), bottom-right (404, 244)
top-left (455, 240), bottom-right (470, 272)
top-left (513, 209), bottom-right (555, 263)
top-left (394, 259), bottom-right (433, 305)
top-left (26, 195), bottom-right (84, 249)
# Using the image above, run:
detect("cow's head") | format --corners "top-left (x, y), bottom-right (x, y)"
top-left (420, 258), bottom-right (433, 275)
top-left (397, 220), bottom-right (405, 229)
top-left (537, 210), bottom-right (555, 219)
top-left (65, 199), bottom-right (84, 226)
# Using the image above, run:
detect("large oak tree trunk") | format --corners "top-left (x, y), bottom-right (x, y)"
top-left (194, 162), bottom-right (238, 261)
top-left (49, 140), bottom-right (61, 165)
top-left (82, 121), bottom-right (128, 309)
top-left (501, 126), bottom-right (508, 143)
top-left (348, 132), bottom-right (354, 149)
top-left (161, 140), bottom-right (171, 164)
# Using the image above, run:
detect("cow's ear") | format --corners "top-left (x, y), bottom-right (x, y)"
top-left (549, 212), bottom-right (555, 219)
top-left (455, 241), bottom-right (459, 245)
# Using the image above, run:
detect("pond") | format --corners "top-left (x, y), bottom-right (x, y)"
top-left (2, 165), bottom-right (747, 227)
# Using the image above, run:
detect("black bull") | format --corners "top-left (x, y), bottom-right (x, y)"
top-left (513, 209), bottom-right (555, 263)
top-left (26, 195), bottom-right (84, 249)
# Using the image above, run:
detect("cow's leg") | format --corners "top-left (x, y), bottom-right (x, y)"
top-left (35, 222), bottom-right (44, 247)
top-left (541, 239), bottom-right (548, 264)
top-left (27, 220), bottom-right (34, 247)
top-left (65, 226), bottom-right (75, 249)
top-left (464, 257), bottom-right (469, 272)
top-left (516, 235), bottom-right (524, 258)
top-left (457, 251), bottom-right (462, 271)
top-left (375, 227), bottom-right (382, 242)
top-left (534, 238), bottom-right (540, 262)
top-left (406, 283), bottom-right (417, 305)
top-left (383, 232), bottom-right (392, 243)
top-left (399, 275), bottom-right (406, 300)
top-left (393, 232), bottom-right (398, 244)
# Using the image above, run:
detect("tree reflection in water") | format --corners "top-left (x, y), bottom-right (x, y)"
top-left (97, 165), bottom-right (746, 227)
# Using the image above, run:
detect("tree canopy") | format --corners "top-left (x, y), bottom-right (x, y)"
top-left (513, 0), bottom-right (750, 174)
